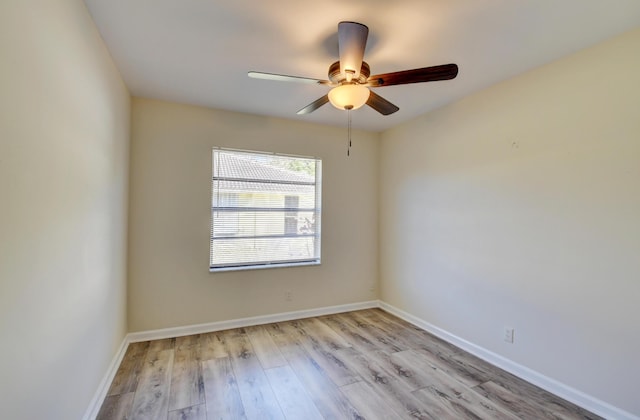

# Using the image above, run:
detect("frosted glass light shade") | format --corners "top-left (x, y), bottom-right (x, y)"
top-left (328, 84), bottom-right (370, 110)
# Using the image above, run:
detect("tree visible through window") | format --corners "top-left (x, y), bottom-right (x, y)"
top-left (210, 148), bottom-right (322, 271)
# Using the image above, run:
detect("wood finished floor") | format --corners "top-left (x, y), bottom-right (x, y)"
top-left (98, 309), bottom-right (601, 420)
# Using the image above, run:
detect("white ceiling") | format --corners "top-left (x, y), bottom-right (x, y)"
top-left (85, 0), bottom-right (640, 132)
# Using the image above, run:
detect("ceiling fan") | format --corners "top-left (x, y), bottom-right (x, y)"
top-left (248, 21), bottom-right (459, 116)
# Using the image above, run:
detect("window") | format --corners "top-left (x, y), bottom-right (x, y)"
top-left (210, 148), bottom-right (322, 271)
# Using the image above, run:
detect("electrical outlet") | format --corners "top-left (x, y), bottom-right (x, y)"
top-left (284, 290), bottom-right (292, 301)
top-left (504, 327), bottom-right (515, 343)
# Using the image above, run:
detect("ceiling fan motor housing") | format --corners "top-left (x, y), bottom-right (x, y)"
top-left (328, 61), bottom-right (370, 84)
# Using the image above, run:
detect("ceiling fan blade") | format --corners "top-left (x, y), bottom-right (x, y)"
top-left (367, 63), bottom-right (458, 87)
top-left (297, 95), bottom-right (330, 115)
top-left (248, 71), bottom-right (330, 85)
top-left (366, 91), bottom-right (399, 115)
top-left (338, 21), bottom-right (369, 79)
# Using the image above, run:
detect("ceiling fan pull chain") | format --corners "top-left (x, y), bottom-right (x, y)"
top-left (347, 107), bottom-right (352, 156)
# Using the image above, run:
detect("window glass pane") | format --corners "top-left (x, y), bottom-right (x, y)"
top-left (212, 210), bottom-right (317, 238)
top-left (210, 148), bottom-right (321, 271)
top-left (211, 236), bottom-right (317, 268)
top-left (211, 183), bottom-right (316, 208)
top-left (213, 150), bottom-right (316, 182)
top-left (284, 196), bottom-right (299, 235)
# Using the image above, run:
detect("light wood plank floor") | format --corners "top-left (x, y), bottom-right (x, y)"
top-left (97, 309), bottom-right (601, 420)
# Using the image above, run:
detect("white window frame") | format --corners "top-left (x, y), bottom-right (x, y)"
top-left (210, 147), bottom-right (322, 272)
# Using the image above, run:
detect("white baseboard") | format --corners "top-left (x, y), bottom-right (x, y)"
top-left (127, 300), bottom-right (380, 343)
top-left (378, 301), bottom-right (638, 420)
top-left (82, 337), bottom-right (130, 420)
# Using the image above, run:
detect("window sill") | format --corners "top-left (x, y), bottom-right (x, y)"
top-left (209, 260), bottom-right (321, 273)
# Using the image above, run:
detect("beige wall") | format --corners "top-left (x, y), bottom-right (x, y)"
top-left (379, 28), bottom-right (640, 415)
top-left (128, 98), bottom-right (378, 331)
top-left (0, 1), bottom-right (130, 419)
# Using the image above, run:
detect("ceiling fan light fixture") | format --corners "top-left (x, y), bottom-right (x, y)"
top-left (328, 84), bottom-right (370, 111)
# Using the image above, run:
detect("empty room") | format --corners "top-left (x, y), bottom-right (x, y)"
top-left (1, 1), bottom-right (639, 419)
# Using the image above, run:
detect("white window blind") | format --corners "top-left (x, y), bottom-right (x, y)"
top-left (210, 148), bottom-right (322, 271)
